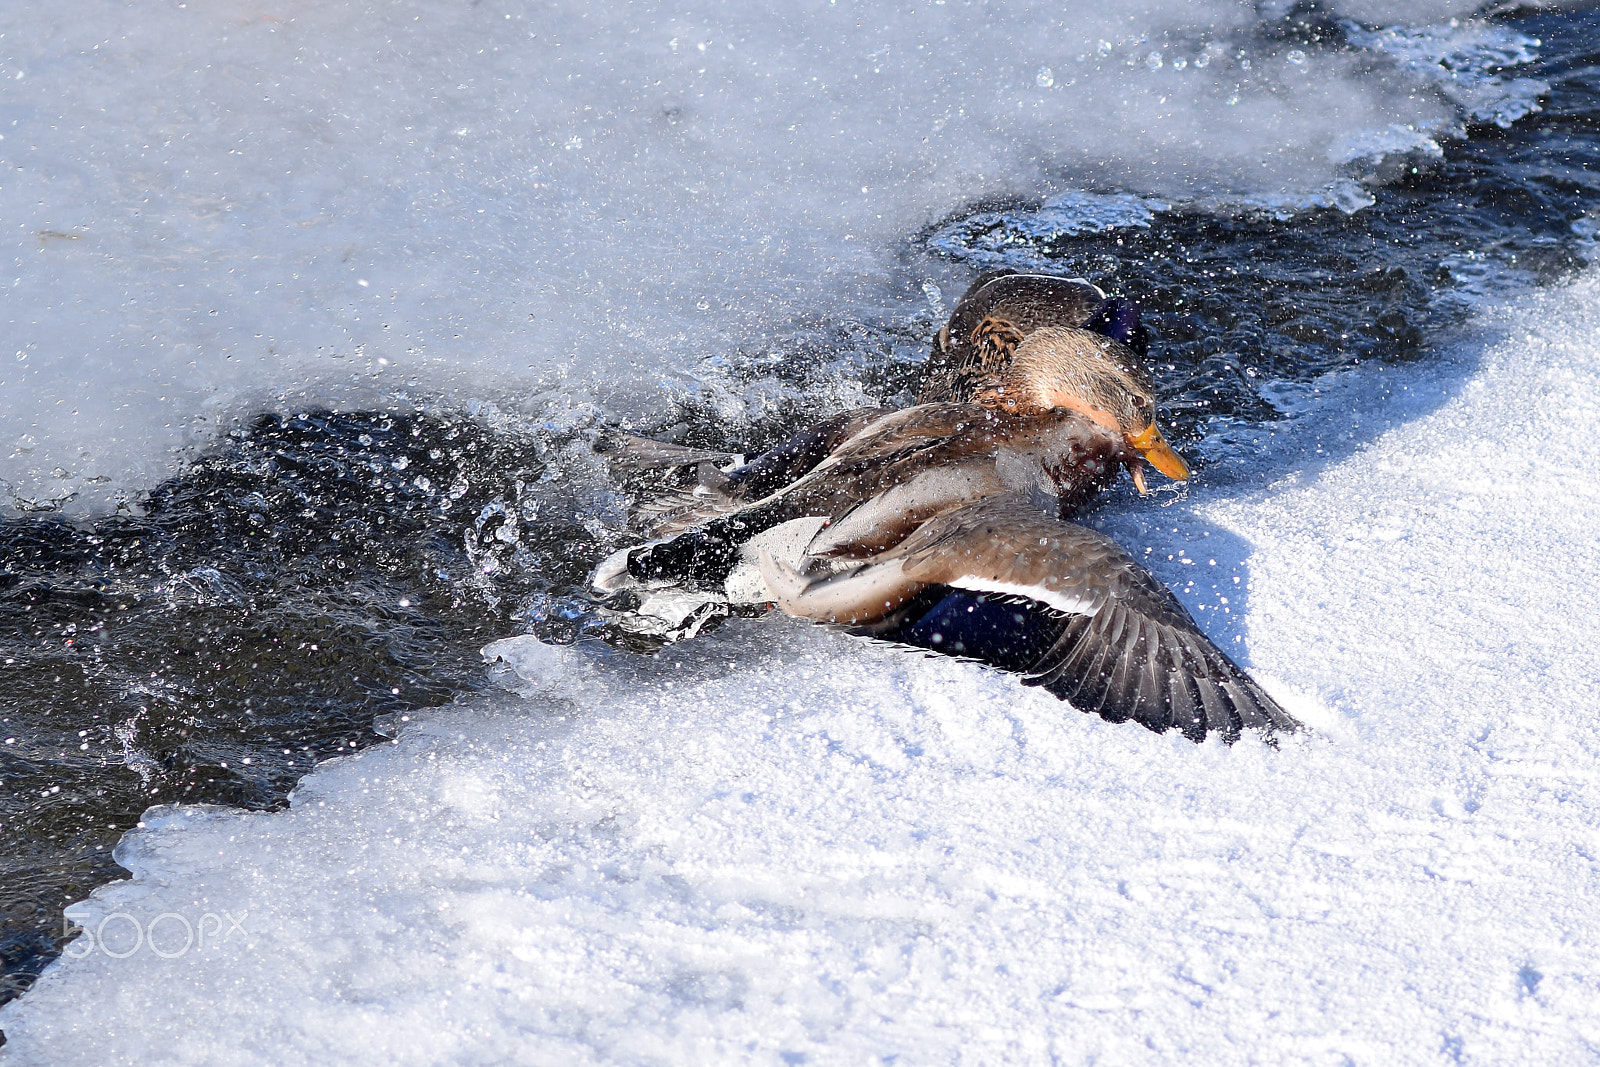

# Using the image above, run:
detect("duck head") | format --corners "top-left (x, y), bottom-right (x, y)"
top-left (973, 324), bottom-right (1190, 495)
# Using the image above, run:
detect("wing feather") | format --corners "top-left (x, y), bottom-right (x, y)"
top-left (1194, 675), bottom-right (1238, 741)
top-left (1102, 609), bottom-right (1144, 720)
top-left (859, 499), bottom-right (1297, 741)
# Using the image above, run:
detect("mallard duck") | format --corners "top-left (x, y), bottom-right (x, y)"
top-left (607, 323), bottom-right (1187, 590)
top-left (592, 277), bottom-right (1291, 742)
top-left (759, 498), bottom-right (1295, 742)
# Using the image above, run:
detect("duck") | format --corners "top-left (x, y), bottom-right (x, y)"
top-left (606, 323), bottom-right (1189, 591)
top-left (592, 278), bottom-right (1291, 741)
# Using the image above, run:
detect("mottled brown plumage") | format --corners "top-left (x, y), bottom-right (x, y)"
top-left (592, 273), bottom-right (1292, 742)
top-left (920, 272), bottom-right (1107, 403)
top-left (620, 403), bottom-right (1134, 587)
top-left (611, 317), bottom-right (1189, 588)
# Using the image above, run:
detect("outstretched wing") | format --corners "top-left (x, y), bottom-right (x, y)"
top-left (768, 499), bottom-right (1295, 742)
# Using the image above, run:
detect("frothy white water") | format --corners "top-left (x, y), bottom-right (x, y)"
top-left (4, 268), bottom-right (1598, 1064)
top-left (1, 0), bottom-right (1510, 510)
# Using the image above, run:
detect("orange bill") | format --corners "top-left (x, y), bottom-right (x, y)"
top-left (1125, 423), bottom-right (1190, 482)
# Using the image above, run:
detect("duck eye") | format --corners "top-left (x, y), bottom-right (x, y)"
top-left (1133, 395), bottom-right (1152, 412)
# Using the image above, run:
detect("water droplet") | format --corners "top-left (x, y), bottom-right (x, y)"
top-left (1287, 49), bottom-right (1306, 65)
top-left (1035, 66), bottom-right (1054, 89)
top-left (1146, 51), bottom-right (1163, 70)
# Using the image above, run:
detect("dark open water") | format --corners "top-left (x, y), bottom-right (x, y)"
top-left (2, 3), bottom-right (1598, 1009)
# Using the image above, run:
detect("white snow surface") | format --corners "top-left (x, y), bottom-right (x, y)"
top-left (0, 0), bottom-right (1505, 510)
top-left (4, 269), bottom-right (1600, 1063)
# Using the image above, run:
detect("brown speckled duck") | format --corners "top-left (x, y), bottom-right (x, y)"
top-left (594, 274), bottom-right (1293, 742)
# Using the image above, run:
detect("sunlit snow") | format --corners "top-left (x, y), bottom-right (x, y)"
top-left (4, 273), bottom-right (1600, 1063)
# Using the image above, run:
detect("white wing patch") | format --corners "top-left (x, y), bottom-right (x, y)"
top-left (947, 576), bottom-right (1100, 618)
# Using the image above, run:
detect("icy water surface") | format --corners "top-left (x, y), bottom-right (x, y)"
top-left (2, 2), bottom-right (1599, 1013)
top-left (0, 411), bottom-right (603, 999)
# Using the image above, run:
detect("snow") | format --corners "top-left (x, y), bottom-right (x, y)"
top-left (0, 0), bottom-right (1499, 511)
top-left (4, 270), bottom-right (1600, 1064)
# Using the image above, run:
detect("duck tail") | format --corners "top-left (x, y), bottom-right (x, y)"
top-left (626, 499), bottom-right (794, 588)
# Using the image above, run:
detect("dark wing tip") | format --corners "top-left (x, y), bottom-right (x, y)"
top-left (873, 584), bottom-right (1299, 744)
top-left (1037, 611), bottom-right (1299, 743)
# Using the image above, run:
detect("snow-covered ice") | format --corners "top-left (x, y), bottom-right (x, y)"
top-left (1, 0), bottom-right (1504, 511)
top-left (4, 270), bottom-right (1599, 1063)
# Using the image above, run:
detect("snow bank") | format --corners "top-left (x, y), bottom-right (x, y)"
top-left (4, 270), bottom-right (1598, 1064)
top-left (1, 0), bottom-right (1503, 509)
